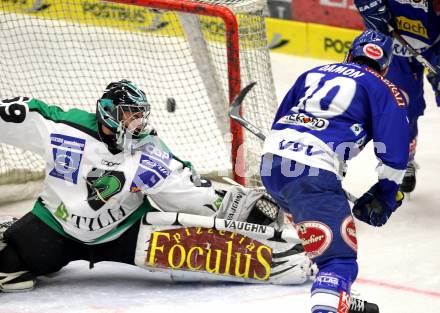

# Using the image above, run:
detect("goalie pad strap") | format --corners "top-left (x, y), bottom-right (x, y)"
top-left (142, 211), bottom-right (297, 243)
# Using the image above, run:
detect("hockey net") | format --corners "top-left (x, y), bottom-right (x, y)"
top-left (0, 0), bottom-right (277, 203)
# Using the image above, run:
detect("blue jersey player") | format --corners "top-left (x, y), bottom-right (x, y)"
top-left (260, 30), bottom-right (408, 313)
top-left (354, 0), bottom-right (440, 192)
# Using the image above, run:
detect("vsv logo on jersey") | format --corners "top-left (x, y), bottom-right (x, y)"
top-left (279, 140), bottom-right (325, 156)
top-left (278, 113), bottom-right (329, 130)
top-left (49, 134), bottom-right (85, 184)
top-left (392, 41), bottom-right (429, 56)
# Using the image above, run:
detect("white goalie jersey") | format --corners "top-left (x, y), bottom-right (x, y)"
top-left (0, 97), bottom-right (314, 286)
top-left (0, 97), bottom-right (221, 243)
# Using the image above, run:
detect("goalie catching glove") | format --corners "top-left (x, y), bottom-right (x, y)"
top-left (215, 185), bottom-right (283, 227)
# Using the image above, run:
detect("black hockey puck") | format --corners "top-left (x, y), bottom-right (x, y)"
top-left (166, 97), bottom-right (176, 113)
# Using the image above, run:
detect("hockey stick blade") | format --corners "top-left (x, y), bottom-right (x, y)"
top-left (229, 82), bottom-right (266, 141)
top-left (387, 24), bottom-right (438, 75)
top-left (229, 83), bottom-right (358, 203)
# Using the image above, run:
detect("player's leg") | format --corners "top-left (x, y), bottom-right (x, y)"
top-left (89, 219), bottom-right (141, 265)
top-left (0, 216), bottom-right (35, 292)
top-left (385, 54), bottom-right (425, 193)
top-left (261, 154), bottom-right (358, 313)
top-left (1, 212), bottom-right (87, 292)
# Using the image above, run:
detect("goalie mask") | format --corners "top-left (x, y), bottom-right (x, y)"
top-left (345, 29), bottom-right (393, 74)
top-left (97, 80), bottom-right (151, 149)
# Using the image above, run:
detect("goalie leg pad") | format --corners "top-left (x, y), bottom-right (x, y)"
top-left (134, 212), bottom-right (311, 285)
top-left (4, 213), bottom-right (76, 275)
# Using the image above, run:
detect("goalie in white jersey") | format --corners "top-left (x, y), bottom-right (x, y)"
top-left (0, 80), bottom-right (312, 292)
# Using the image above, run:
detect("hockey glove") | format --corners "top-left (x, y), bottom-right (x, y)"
top-left (352, 183), bottom-right (404, 227)
top-left (354, 0), bottom-right (393, 34)
top-left (216, 186), bottom-right (281, 226)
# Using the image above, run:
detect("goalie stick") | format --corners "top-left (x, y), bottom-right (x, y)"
top-left (228, 82), bottom-right (359, 204)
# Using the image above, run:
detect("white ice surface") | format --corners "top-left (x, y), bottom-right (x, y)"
top-left (1, 53), bottom-right (440, 313)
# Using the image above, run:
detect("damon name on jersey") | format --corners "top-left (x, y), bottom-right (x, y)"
top-left (262, 62), bottom-right (409, 184)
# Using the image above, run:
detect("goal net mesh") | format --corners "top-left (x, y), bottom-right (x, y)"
top-left (0, 0), bottom-right (277, 201)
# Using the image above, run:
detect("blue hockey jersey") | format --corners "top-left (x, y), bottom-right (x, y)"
top-left (388, 0), bottom-right (440, 51)
top-left (262, 63), bottom-right (409, 186)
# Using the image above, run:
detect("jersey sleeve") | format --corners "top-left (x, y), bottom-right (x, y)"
top-left (0, 97), bottom-right (59, 157)
top-left (370, 84), bottom-right (409, 206)
top-left (147, 167), bottom-right (221, 216)
top-left (130, 138), bottom-right (222, 216)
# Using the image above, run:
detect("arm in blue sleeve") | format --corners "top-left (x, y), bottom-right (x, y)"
top-left (371, 91), bottom-right (409, 208)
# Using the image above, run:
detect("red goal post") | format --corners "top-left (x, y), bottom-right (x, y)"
top-left (0, 0), bottom-right (277, 202)
top-left (108, 0), bottom-right (248, 186)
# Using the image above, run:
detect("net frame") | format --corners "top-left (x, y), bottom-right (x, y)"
top-left (0, 0), bottom-right (277, 202)
top-left (111, 0), bottom-right (246, 184)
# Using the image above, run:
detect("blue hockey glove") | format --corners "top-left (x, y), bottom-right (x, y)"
top-left (354, 0), bottom-right (393, 34)
top-left (352, 183), bottom-right (404, 227)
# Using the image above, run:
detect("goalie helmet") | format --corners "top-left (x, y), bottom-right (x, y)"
top-left (346, 29), bottom-right (393, 74)
top-left (96, 80), bottom-right (151, 147)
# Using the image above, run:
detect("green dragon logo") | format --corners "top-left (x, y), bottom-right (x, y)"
top-left (86, 168), bottom-right (126, 211)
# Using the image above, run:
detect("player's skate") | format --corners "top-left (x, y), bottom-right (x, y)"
top-left (400, 160), bottom-right (418, 193)
top-left (0, 216), bottom-right (36, 292)
top-left (349, 296), bottom-right (380, 313)
top-left (0, 271), bottom-right (35, 292)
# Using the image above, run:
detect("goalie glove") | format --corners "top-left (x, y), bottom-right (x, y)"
top-left (216, 186), bottom-right (282, 227)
